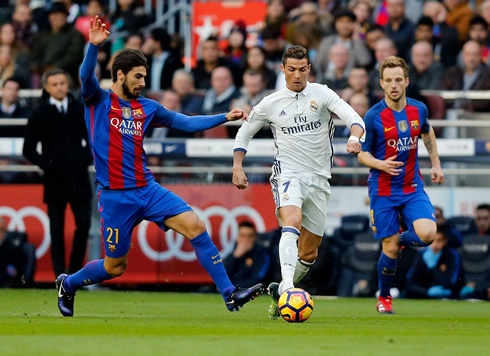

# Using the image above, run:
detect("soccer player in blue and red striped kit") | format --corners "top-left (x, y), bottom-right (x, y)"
top-left (56, 16), bottom-right (264, 316)
top-left (358, 56), bottom-right (444, 314)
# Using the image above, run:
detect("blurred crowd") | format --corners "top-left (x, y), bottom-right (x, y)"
top-left (224, 204), bottom-right (490, 300)
top-left (2, 0), bottom-right (490, 139)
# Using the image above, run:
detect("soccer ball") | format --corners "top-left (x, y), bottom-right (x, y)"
top-left (278, 288), bottom-right (314, 322)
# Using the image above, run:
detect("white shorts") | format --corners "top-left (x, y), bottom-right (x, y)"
top-left (270, 173), bottom-right (331, 236)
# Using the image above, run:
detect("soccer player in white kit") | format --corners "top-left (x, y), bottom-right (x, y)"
top-left (232, 46), bottom-right (365, 319)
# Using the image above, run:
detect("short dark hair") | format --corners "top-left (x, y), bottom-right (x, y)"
top-left (436, 223), bottom-right (449, 237)
top-left (42, 68), bottom-right (68, 87)
top-left (470, 15), bottom-right (489, 30)
top-left (261, 24), bottom-right (281, 41)
top-left (244, 68), bottom-right (266, 82)
top-left (477, 204), bottom-right (490, 212)
top-left (3, 77), bottom-right (20, 88)
top-left (417, 16), bottom-right (434, 28)
top-left (150, 28), bottom-right (171, 51)
top-left (282, 45), bottom-right (310, 66)
top-left (366, 24), bottom-right (385, 35)
top-left (111, 49), bottom-right (148, 83)
top-left (239, 221), bottom-right (256, 230)
top-left (203, 36), bottom-right (219, 44)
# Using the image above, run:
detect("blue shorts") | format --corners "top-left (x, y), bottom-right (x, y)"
top-left (370, 191), bottom-right (436, 239)
top-left (97, 181), bottom-right (193, 258)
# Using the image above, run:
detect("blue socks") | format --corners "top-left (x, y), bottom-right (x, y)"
top-left (399, 229), bottom-right (430, 247)
top-left (377, 252), bottom-right (397, 298)
top-left (190, 231), bottom-right (235, 300)
top-left (64, 259), bottom-right (112, 293)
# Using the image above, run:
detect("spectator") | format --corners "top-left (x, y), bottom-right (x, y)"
top-left (261, 24), bottom-right (287, 74)
top-left (31, 3), bottom-right (85, 87)
top-left (405, 226), bottom-right (464, 299)
top-left (0, 217), bottom-right (36, 287)
top-left (368, 38), bottom-right (397, 89)
top-left (480, 0), bottom-right (490, 26)
top-left (142, 28), bottom-right (184, 92)
top-left (341, 67), bottom-right (377, 105)
top-left (476, 204), bottom-right (490, 235)
top-left (467, 16), bottom-right (490, 64)
top-left (440, 40), bottom-right (490, 112)
top-left (0, 45), bottom-right (30, 89)
top-left (264, 0), bottom-right (288, 33)
top-left (151, 89), bottom-right (194, 139)
top-left (364, 24), bottom-right (387, 69)
top-left (0, 23), bottom-right (31, 88)
top-left (201, 67), bottom-right (241, 115)
top-left (0, 78), bottom-right (30, 137)
top-left (223, 221), bottom-right (271, 287)
top-left (292, 22), bottom-right (322, 63)
top-left (350, 0), bottom-right (374, 40)
top-left (193, 37), bottom-right (242, 90)
top-left (445, 0), bottom-right (474, 45)
top-left (75, 0), bottom-right (109, 42)
top-left (23, 69), bottom-right (92, 277)
top-left (224, 23), bottom-right (248, 67)
top-left (245, 46), bottom-right (277, 90)
top-left (409, 41), bottom-right (444, 90)
top-left (317, 0), bottom-right (345, 17)
top-left (109, 0), bottom-right (151, 53)
top-left (11, 3), bottom-right (39, 48)
top-left (434, 206), bottom-right (463, 249)
top-left (315, 10), bottom-right (371, 79)
top-left (348, 92), bottom-right (370, 118)
top-left (384, 0), bottom-right (415, 60)
top-left (415, 13), bottom-right (458, 67)
top-left (321, 43), bottom-right (351, 91)
top-left (103, 33), bottom-right (144, 80)
top-left (58, 0), bottom-right (81, 24)
top-left (232, 69), bottom-right (269, 114)
top-left (286, 2), bottom-right (326, 44)
top-left (171, 69), bottom-right (204, 115)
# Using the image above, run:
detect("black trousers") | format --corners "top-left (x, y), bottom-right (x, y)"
top-left (47, 199), bottom-right (91, 276)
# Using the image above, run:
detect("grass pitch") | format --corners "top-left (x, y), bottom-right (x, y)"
top-left (0, 289), bottom-right (489, 356)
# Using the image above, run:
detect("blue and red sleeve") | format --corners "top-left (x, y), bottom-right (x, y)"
top-left (80, 43), bottom-right (107, 104)
top-left (153, 104), bottom-right (228, 132)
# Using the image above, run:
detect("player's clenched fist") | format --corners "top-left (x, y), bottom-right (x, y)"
top-left (89, 15), bottom-right (110, 46)
top-left (233, 167), bottom-right (249, 190)
top-left (346, 141), bottom-right (362, 154)
top-left (226, 108), bottom-right (249, 122)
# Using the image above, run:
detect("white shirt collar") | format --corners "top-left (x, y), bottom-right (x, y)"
top-left (49, 96), bottom-right (68, 113)
top-left (283, 81), bottom-right (310, 98)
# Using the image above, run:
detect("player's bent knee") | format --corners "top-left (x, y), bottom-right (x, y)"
top-left (382, 242), bottom-right (400, 258)
top-left (419, 228), bottom-right (436, 244)
top-left (105, 261), bottom-right (128, 277)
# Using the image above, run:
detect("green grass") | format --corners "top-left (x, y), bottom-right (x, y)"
top-left (0, 289), bottom-right (489, 356)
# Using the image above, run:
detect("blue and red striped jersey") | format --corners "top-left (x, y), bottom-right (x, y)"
top-left (361, 98), bottom-right (430, 197)
top-left (84, 89), bottom-right (176, 189)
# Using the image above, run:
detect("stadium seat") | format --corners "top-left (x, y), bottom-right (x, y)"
top-left (446, 216), bottom-right (478, 236)
top-left (330, 215), bottom-right (371, 251)
top-left (460, 235), bottom-right (490, 292)
top-left (337, 232), bottom-right (380, 297)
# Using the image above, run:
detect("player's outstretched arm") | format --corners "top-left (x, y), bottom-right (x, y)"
top-left (165, 109), bottom-right (247, 132)
top-left (358, 151), bottom-right (404, 176)
top-left (233, 150), bottom-right (248, 190)
top-left (421, 127), bottom-right (444, 185)
top-left (80, 16), bottom-right (110, 101)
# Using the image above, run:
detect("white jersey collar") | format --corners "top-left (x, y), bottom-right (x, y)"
top-left (283, 81), bottom-right (310, 98)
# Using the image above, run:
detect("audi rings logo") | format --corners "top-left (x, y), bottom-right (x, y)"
top-left (0, 206), bottom-right (51, 259)
top-left (138, 205), bottom-right (266, 262)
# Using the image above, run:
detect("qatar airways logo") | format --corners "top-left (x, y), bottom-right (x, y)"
top-left (387, 136), bottom-right (418, 152)
top-left (110, 117), bottom-right (143, 136)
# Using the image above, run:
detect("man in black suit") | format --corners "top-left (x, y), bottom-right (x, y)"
top-left (23, 68), bottom-right (92, 277)
top-left (143, 28), bottom-right (184, 91)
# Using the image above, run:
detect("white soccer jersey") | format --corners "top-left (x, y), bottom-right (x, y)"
top-left (234, 82), bottom-right (365, 179)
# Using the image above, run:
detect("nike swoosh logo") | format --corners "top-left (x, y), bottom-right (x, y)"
top-left (212, 254), bottom-right (220, 259)
top-left (111, 106), bottom-right (122, 111)
top-left (384, 126), bottom-right (396, 132)
top-left (58, 285), bottom-right (65, 298)
top-left (164, 144), bottom-right (178, 153)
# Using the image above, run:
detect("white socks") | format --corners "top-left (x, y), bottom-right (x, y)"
top-left (279, 257), bottom-right (315, 295)
top-left (278, 226), bottom-right (300, 294)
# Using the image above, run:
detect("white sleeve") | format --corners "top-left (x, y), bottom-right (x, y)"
top-left (233, 100), bottom-right (268, 152)
top-left (323, 85), bottom-right (365, 133)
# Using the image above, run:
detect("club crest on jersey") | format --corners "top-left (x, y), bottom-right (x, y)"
top-left (133, 108), bottom-right (144, 119)
top-left (398, 120), bottom-right (408, 132)
top-left (411, 120), bottom-right (419, 130)
top-left (282, 194), bottom-right (289, 202)
top-left (109, 244), bottom-right (116, 253)
top-left (310, 101), bottom-right (318, 112)
top-left (122, 107), bottom-right (131, 119)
